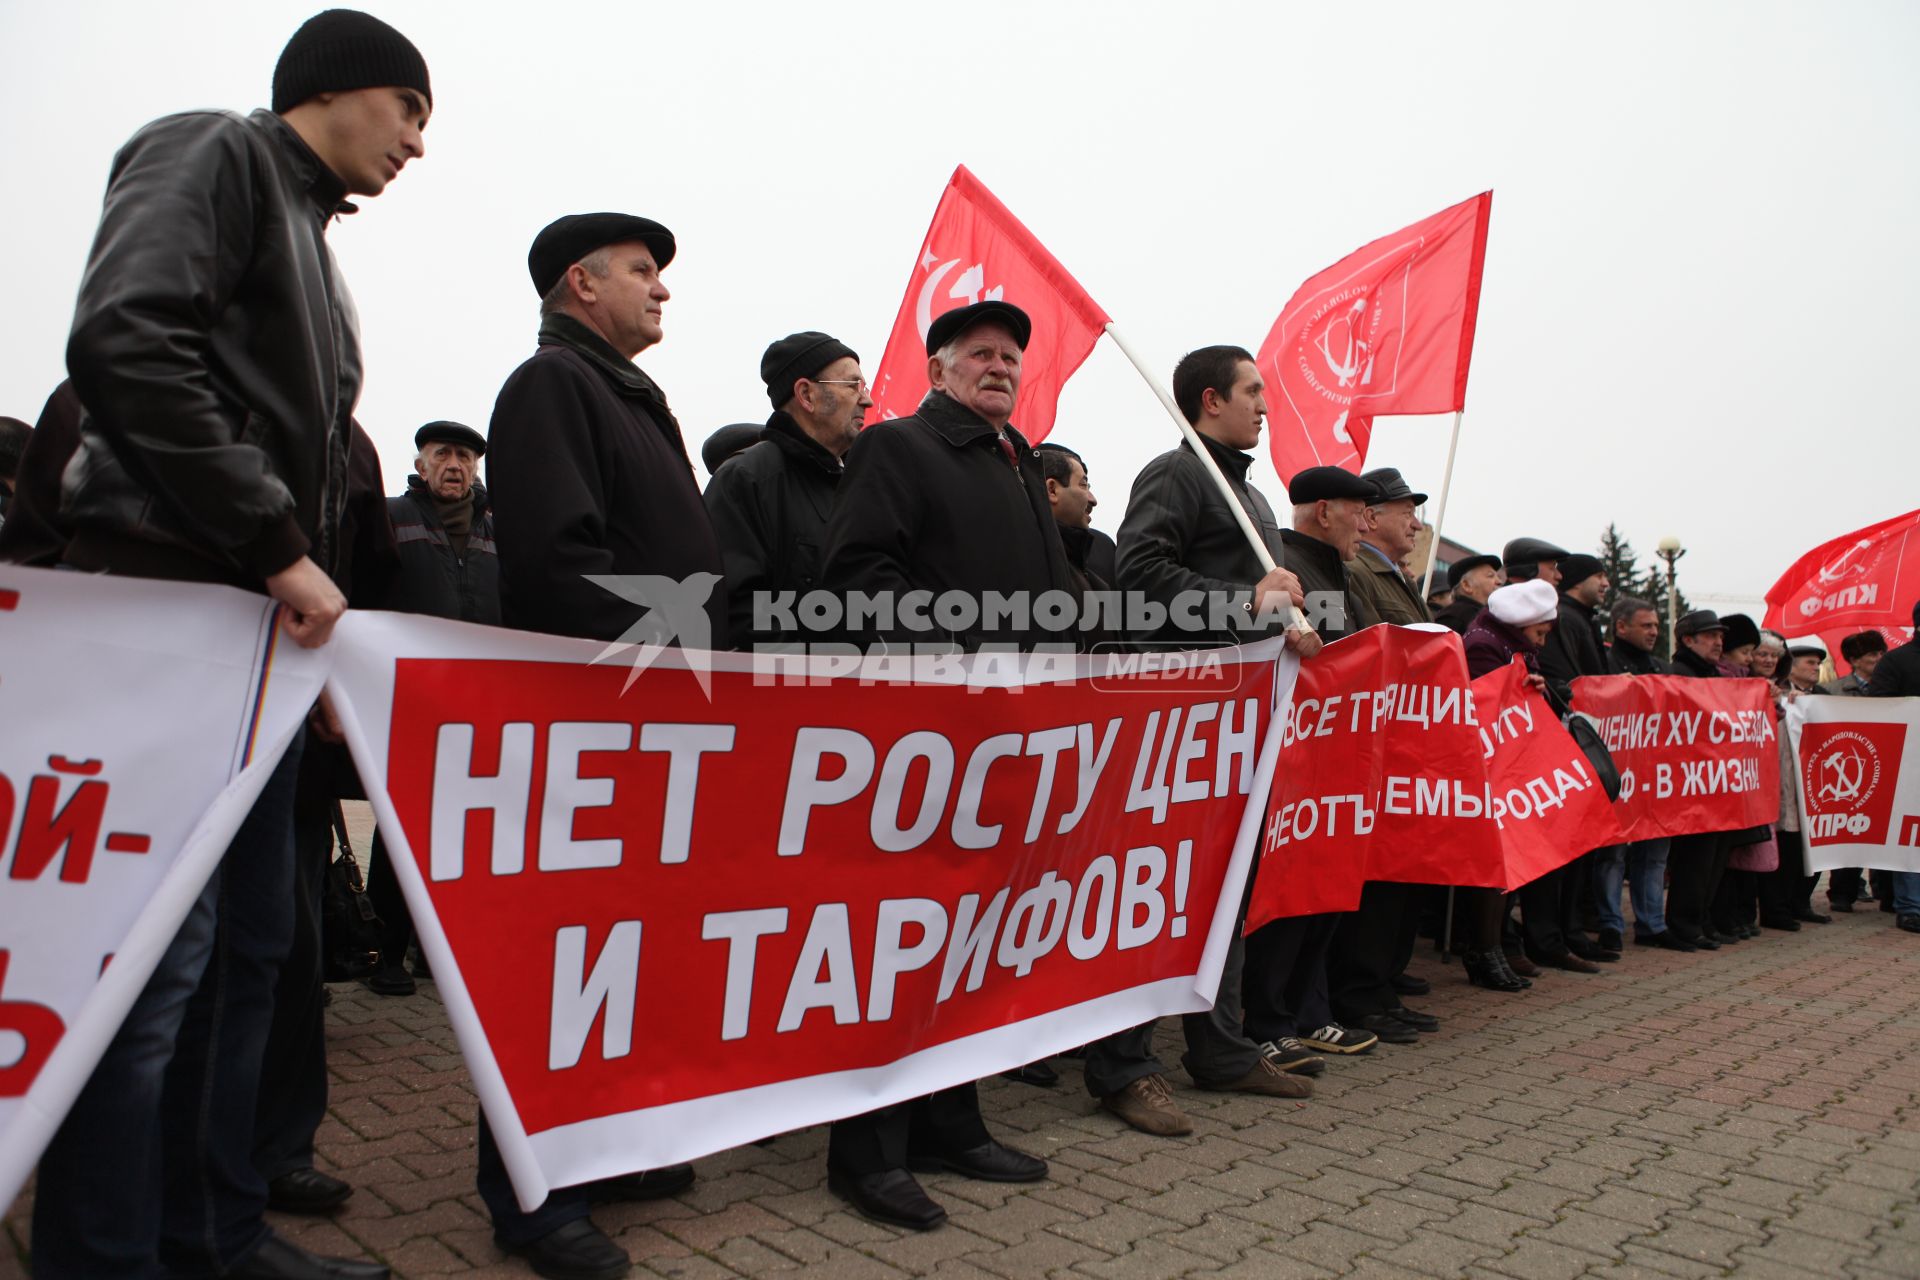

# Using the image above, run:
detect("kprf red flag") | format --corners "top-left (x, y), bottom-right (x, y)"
top-left (1259, 192), bottom-right (1492, 483)
top-left (1764, 508), bottom-right (1920, 672)
top-left (866, 166), bottom-right (1110, 441)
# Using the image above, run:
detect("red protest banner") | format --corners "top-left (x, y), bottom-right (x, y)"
top-left (1258, 193), bottom-right (1492, 483)
top-left (331, 614), bottom-right (1284, 1205)
top-left (1763, 508), bottom-right (1920, 672)
top-left (1572, 676), bottom-right (1780, 842)
top-left (865, 166), bottom-right (1111, 441)
top-left (1247, 629), bottom-right (1620, 933)
top-left (1471, 658), bottom-right (1625, 884)
top-left (1787, 695), bottom-right (1920, 870)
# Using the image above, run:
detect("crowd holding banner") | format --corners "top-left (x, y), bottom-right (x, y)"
top-left (3, 10), bottom-right (1919, 1280)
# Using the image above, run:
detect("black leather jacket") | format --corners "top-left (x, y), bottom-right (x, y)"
top-left (62, 109), bottom-right (360, 587)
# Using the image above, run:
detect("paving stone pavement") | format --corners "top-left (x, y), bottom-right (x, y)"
top-left (7, 890), bottom-right (1919, 1279)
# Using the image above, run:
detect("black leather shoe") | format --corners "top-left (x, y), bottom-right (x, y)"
top-left (497, 1218), bottom-right (627, 1280)
top-left (1830, 899), bottom-right (1856, 913)
top-left (1596, 928), bottom-right (1624, 953)
top-left (908, 1140), bottom-right (1047, 1183)
top-left (1897, 914), bottom-right (1920, 934)
top-left (230, 1233), bottom-right (388, 1280)
top-left (1390, 972), bottom-right (1431, 996)
top-left (999, 1060), bottom-right (1060, 1087)
top-left (266, 1167), bottom-right (352, 1215)
top-left (1794, 909), bottom-right (1831, 924)
top-left (588, 1162), bottom-right (695, 1202)
top-left (362, 964), bottom-right (414, 997)
top-left (1759, 916), bottom-right (1801, 932)
top-left (828, 1167), bottom-right (947, 1230)
top-left (1386, 1005), bottom-right (1440, 1033)
top-left (1350, 1013), bottom-right (1421, 1044)
top-left (1703, 929), bottom-right (1739, 946)
top-left (1641, 932), bottom-right (1696, 953)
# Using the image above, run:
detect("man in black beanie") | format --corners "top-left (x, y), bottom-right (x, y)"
top-left (705, 332), bottom-right (866, 646)
top-left (34, 11), bottom-right (429, 1280)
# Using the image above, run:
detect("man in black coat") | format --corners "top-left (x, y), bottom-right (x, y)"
top-left (1866, 602), bottom-right (1920, 929)
top-left (815, 301), bottom-right (1056, 1232)
top-left (1529, 554), bottom-right (1617, 966)
top-left (1663, 610), bottom-right (1742, 950)
top-left (481, 212), bottom-right (712, 1279)
top-left (33, 13), bottom-right (430, 1279)
top-left (705, 332), bottom-right (864, 646)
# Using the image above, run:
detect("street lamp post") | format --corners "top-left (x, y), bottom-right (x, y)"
top-left (1655, 536), bottom-right (1685, 660)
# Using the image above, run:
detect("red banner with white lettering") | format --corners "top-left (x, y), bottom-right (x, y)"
top-left (1258, 192), bottom-right (1492, 483)
top-left (1763, 508), bottom-right (1920, 673)
top-left (865, 166), bottom-right (1111, 441)
top-left (327, 613), bottom-right (1289, 1207)
top-left (1571, 676), bottom-right (1781, 841)
top-left (1246, 627), bottom-right (1616, 931)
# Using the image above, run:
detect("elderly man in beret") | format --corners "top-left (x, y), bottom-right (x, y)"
top-left (816, 299), bottom-right (1061, 1229)
top-left (1346, 467), bottom-right (1430, 627)
top-left (1435, 552), bottom-right (1501, 634)
top-left (706, 332), bottom-right (867, 646)
top-left (481, 212), bottom-right (715, 1278)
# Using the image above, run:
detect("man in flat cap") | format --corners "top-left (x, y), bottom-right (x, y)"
top-left (481, 211), bottom-right (712, 1276)
top-left (1087, 345), bottom-right (1316, 1140)
top-left (1324, 466), bottom-right (1441, 1045)
top-left (816, 300), bottom-right (1060, 1230)
top-left (354, 421), bottom-right (499, 1000)
top-left (1435, 552), bottom-right (1501, 635)
top-left (706, 331), bottom-right (867, 647)
top-left (36, 10), bottom-right (432, 1278)
top-left (1345, 467), bottom-right (1430, 627)
top-left (701, 422), bottom-right (764, 476)
top-left (1503, 536), bottom-right (1570, 585)
top-left (1662, 611), bottom-right (1741, 951)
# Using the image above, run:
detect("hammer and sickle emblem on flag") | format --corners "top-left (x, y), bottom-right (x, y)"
top-left (1817, 749), bottom-right (1866, 804)
top-left (914, 250), bottom-right (1005, 341)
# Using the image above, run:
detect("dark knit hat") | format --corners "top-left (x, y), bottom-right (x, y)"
top-left (528, 212), bottom-right (676, 297)
top-left (272, 10), bottom-right (430, 114)
top-left (761, 332), bottom-right (859, 407)
top-left (1558, 553), bottom-right (1605, 590)
top-left (701, 423), bottom-right (763, 474)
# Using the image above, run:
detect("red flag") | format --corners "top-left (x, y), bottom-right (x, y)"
top-left (1259, 192), bottom-right (1492, 483)
top-left (1764, 508), bottom-right (1920, 671)
top-left (866, 166), bottom-right (1110, 441)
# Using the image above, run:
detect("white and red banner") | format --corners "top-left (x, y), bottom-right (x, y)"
top-left (1764, 509), bottom-right (1920, 673)
top-left (865, 165), bottom-right (1111, 440)
top-left (1572, 676), bottom-right (1781, 842)
top-left (0, 567), bottom-right (329, 1211)
top-left (1247, 626), bottom-right (1622, 931)
top-left (326, 612), bottom-right (1291, 1207)
top-left (1787, 695), bottom-right (1920, 873)
top-left (1258, 192), bottom-right (1492, 484)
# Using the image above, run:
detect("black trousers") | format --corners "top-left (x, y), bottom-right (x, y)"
top-left (365, 830), bottom-right (417, 969)
top-left (251, 759), bottom-right (334, 1182)
top-left (1327, 882), bottom-right (1413, 1020)
top-left (1758, 830), bottom-right (1809, 921)
top-left (826, 1084), bottom-right (991, 1175)
top-left (1518, 863), bottom-right (1574, 959)
top-left (1667, 830), bottom-right (1733, 941)
top-left (1243, 912), bottom-right (1338, 1043)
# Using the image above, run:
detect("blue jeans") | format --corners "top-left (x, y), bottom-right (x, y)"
top-left (1593, 838), bottom-right (1670, 938)
top-left (1893, 871), bottom-right (1920, 917)
top-left (33, 733), bottom-right (304, 1279)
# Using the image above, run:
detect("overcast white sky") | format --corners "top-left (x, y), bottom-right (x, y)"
top-left (3, 0), bottom-right (1915, 624)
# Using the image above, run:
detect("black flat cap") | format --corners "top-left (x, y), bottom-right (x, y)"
top-left (1288, 465), bottom-right (1379, 505)
top-left (1787, 644), bottom-right (1826, 660)
top-left (1558, 553), bottom-right (1604, 589)
top-left (925, 300), bottom-right (1031, 356)
top-left (1447, 553), bottom-right (1502, 589)
top-left (701, 422), bottom-right (763, 474)
top-left (1360, 466), bottom-right (1428, 505)
top-left (414, 420), bottom-right (486, 456)
top-left (1503, 535), bottom-right (1570, 571)
top-left (1676, 609), bottom-right (1726, 637)
top-left (761, 331), bottom-right (859, 407)
top-left (528, 212), bottom-right (676, 297)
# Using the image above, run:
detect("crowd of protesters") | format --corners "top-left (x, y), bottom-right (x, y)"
top-left (4, 11), bottom-right (1919, 1280)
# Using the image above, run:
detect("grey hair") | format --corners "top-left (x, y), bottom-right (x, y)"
top-left (1758, 629), bottom-right (1788, 651)
top-left (538, 247), bottom-right (613, 316)
top-left (1609, 596), bottom-right (1657, 630)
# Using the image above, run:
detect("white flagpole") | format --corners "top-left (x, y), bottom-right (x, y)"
top-left (1419, 410), bottom-right (1465, 599)
top-left (1100, 321), bottom-right (1317, 643)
